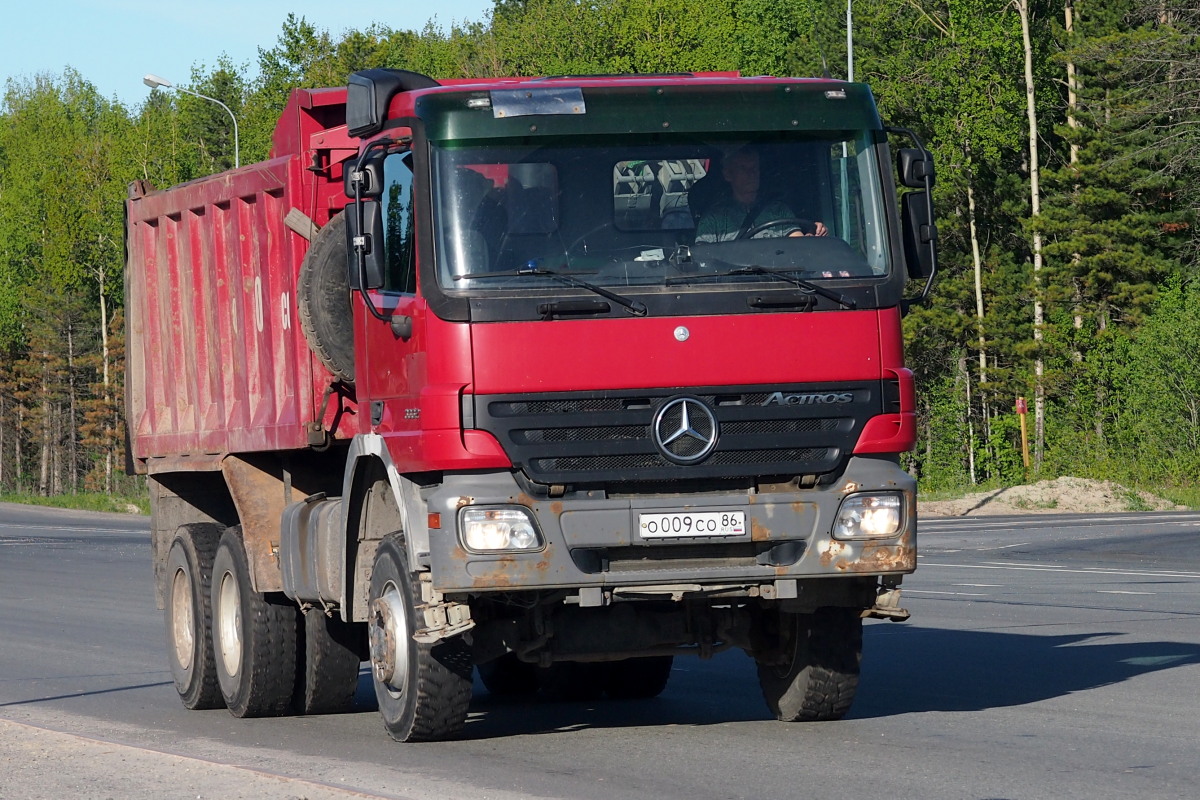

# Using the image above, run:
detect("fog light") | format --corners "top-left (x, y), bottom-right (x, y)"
top-left (833, 493), bottom-right (903, 540)
top-left (460, 507), bottom-right (543, 552)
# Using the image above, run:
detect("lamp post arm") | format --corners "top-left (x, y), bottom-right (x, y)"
top-left (174, 85), bottom-right (240, 169)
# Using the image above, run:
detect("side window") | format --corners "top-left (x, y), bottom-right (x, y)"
top-left (828, 137), bottom-right (888, 274)
top-left (381, 151), bottom-right (416, 293)
top-left (830, 141), bottom-right (863, 249)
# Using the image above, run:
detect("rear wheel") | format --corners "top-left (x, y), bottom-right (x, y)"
top-left (211, 527), bottom-right (298, 717)
top-left (604, 656), bottom-right (674, 700)
top-left (536, 662), bottom-right (608, 702)
top-left (298, 608), bottom-right (363, 715)
top-left (369, 535), bottom-right (473, 741)
top-left (164, 523), bottom-right (224, 710)
top-left (756, 607), bottom-right (862, 722)
top-left (478, 653), bottom-right (539, 697)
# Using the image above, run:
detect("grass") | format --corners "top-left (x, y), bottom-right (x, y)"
top-left (920, 477), bottom-right (1200, 511)
top-left (1151, 485), bottom-right (1200, 510)
top-left (916, 481), bottom-right (1008, 502)
top-left (0, 491), bottom-right (148, 515)
top-left (1014, 496), bottom-right (1059, 510)
top-left (1121, 489), bottom-right (1154, 512)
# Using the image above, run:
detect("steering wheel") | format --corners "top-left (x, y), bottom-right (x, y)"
top-left (738, 217), bottom-right (812, 240)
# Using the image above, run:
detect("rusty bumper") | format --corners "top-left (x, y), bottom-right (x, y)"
top-left (426, 456), bottom-right (916, 594)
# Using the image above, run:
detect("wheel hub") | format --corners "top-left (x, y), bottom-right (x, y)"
top-left (369, 582), bottom-right (410, 693)
top-left (216, 570), bottom-right (242, 677)
top-left (169, 567), bottom-right (194, 670)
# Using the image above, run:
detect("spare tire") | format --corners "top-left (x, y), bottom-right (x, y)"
top-left (298, 211), bottom-right (355, 383)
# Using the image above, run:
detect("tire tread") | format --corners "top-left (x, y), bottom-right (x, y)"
top-left (757, 607), bottom-right (862, 722)
top-left (297, 213), bottom-right (355, 382)
top-left (213, 527), bottom-right (298, 718)
top-left (372, 534), bottom-right (473, 742)
top-left (300, 609), bottom-right (362, 715)
top-left (166, 523), bottom-right (224, 710)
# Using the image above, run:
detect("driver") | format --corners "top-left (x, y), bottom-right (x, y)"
top-left (694, 146), bottom-right (828, 243)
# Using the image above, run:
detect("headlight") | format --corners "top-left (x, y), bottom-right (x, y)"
top-left (833, 493), bottom-right (903, 540)
top-left (460, 507), bottom-right (543, 552)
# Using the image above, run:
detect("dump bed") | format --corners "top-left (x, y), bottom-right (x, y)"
top-left (126, 88), bottom-right (356, 473)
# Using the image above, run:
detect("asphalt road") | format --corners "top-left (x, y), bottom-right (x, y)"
top-left (2, 502), bottom-right (1199, 800)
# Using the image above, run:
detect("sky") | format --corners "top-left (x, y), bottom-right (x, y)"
top-left (0, 0), bottom-right (495, 108)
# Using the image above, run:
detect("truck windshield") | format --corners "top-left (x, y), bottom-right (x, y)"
top-left (429, 131), bottom-right (891, 295)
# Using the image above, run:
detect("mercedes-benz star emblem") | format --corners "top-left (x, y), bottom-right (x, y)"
top-left (652, 397), bottom-right (719, 465)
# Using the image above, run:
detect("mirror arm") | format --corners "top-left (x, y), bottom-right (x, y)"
top-left (919, 173), bottom-right (937, 302)
top-left (887, 126), bottom-right (938, 302)
top-left (350, 138), bottom-right (396, 322)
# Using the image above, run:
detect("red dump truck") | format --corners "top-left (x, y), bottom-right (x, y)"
top-left (126, 69), bottom-right (936, 741)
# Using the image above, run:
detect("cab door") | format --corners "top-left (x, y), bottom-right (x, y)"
top-left (355, 149), bottom-right (427, 455)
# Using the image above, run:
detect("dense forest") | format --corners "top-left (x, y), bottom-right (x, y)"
top-left (0, 0), bottom-right (1196, 499)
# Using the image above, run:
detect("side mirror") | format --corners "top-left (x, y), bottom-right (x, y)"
top-left (887, 127), bottom-right (938, 301)
top-left (898, 147), bottom-right (935, 189)
top-left (344, 200), bottom-right (385, 290)
top-left (901, 190), bottom-right (937, 279)
top-left (343, 158), bottom-right (384, 200)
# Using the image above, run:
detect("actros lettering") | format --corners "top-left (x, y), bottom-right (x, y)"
top-left (763, 391), bottom-right (854, 406)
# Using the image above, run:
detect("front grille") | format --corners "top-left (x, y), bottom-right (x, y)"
top-left (471, 382), bottom-right (879, 486)
top-left (605, 543), bottom-right (763, 572)
top-left (571, 540), bottom-right (806, 574)
top-left (531, 448), bottom-right (833, 473)
top-left (515, 425), bottom-right (645, 443)
top-left (723, 418), bottom-right (839, 435)
top-left (493, 398), bottom-right (632, 415)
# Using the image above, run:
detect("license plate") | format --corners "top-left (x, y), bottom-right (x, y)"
top-left (638, 511), bottom-right (746, 539)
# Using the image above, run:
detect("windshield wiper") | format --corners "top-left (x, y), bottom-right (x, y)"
top-left (733, 266), bottom-right (856, 309)
top-left (456, 267), bottom-right (648, 317)
top-left (668, 265), bottom-right (856, 309)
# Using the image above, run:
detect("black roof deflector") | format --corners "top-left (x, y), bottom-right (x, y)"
top-left (347, 69), bottom-right (439, 138)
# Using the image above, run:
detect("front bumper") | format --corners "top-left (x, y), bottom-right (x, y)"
top-left (426, 456), bottom-right (916, 593)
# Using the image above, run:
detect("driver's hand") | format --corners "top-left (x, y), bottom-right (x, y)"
top-left (787, 221), bottom-right (829, 238)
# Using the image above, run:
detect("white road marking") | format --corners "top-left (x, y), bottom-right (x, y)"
top-left (919, 514), bottom-right (1200, 535)
top-left (904, 589), bottom-right (988, 597)
top-left (0, 524), bottom-right (144, 535)
top-left (922, 561), bottom-right (1200, 580)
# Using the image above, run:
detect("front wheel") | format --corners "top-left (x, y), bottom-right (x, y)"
top-left (368, 535), bottom-right (473, 741)
top-left (756, 607), bottom-right (862, 722)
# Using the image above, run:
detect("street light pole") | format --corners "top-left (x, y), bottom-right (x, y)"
top-left (847, 0), bottom-right (854, 83)
top-left (143, 73), bottom-right (239, 169)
